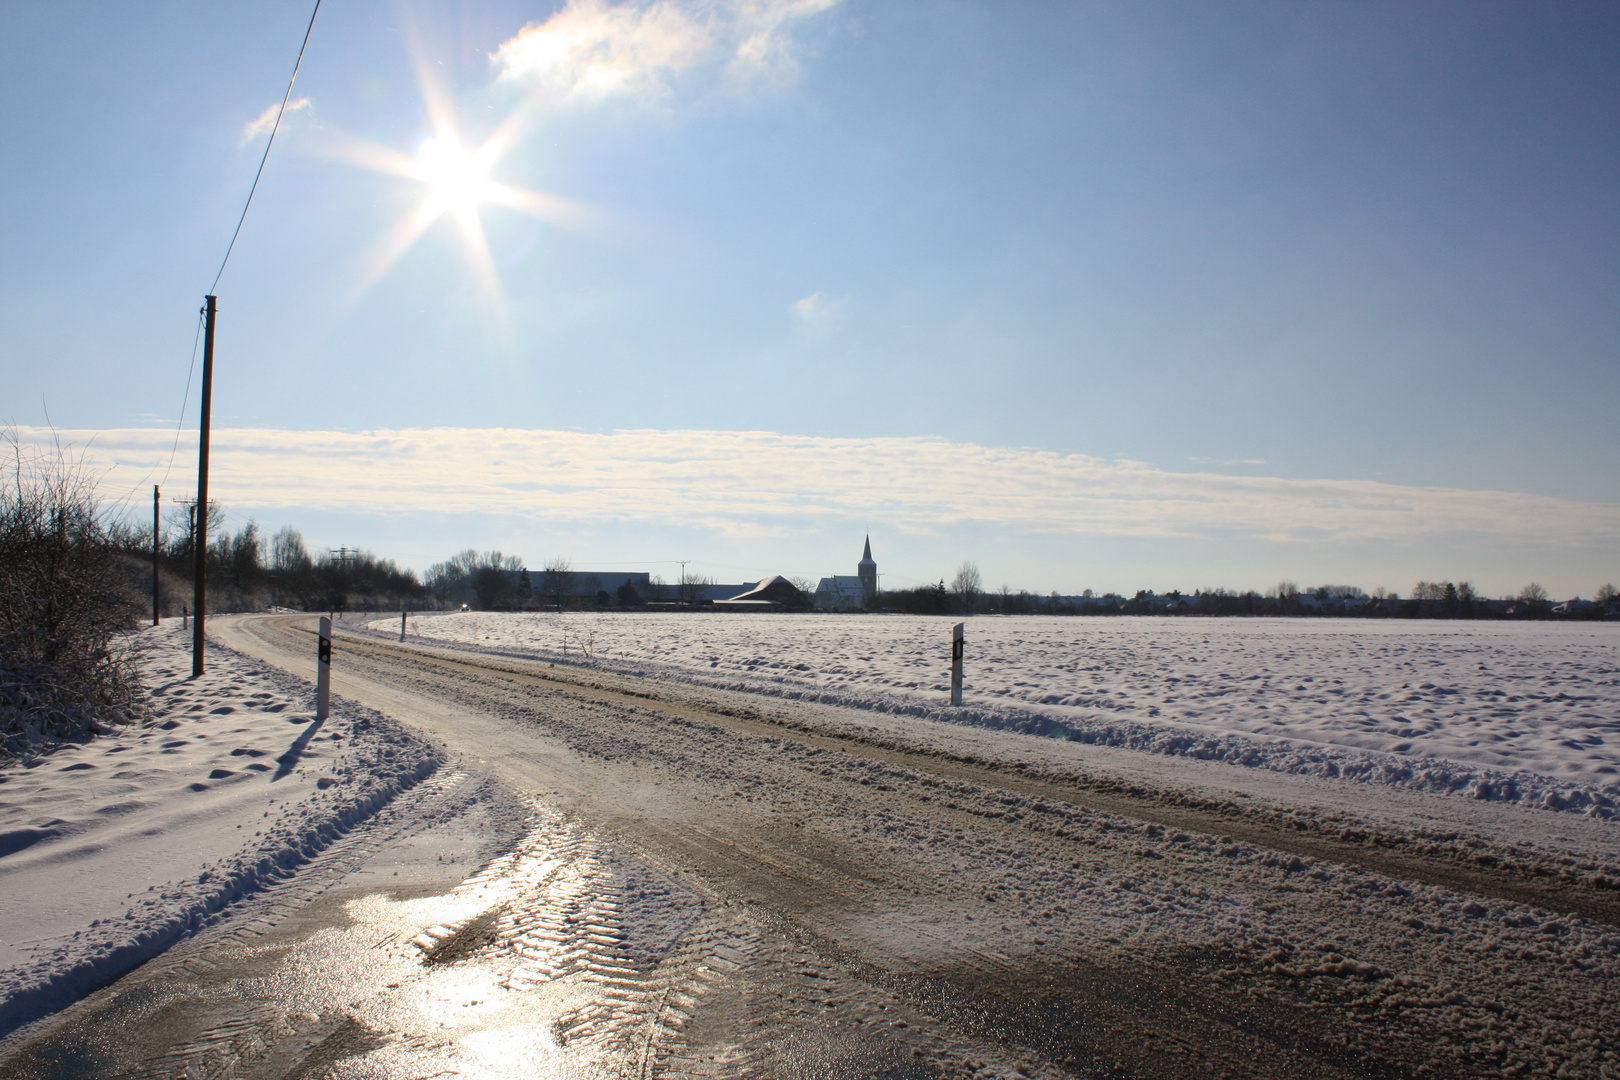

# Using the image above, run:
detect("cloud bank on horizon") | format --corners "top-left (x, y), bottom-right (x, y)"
top-left (23, 425), bottom-right (1616, 552)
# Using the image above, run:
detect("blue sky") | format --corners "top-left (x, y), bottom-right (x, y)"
top-left (3, 2), bottom-right (1616, 597)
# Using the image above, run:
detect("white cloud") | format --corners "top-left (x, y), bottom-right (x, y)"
top-left (491, 0), bottom-right (838, 104)
top-left (20, 425), bottom-right (1619, 552)
top-left (240, 97), bottom-right (311, 145)
top-left (790, 290), bottom-right (845, 322)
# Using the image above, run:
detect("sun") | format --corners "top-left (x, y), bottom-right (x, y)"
top-left (408, 133), bottom-right (497, 237)
top-left (322, 71), bottom-right (597, 311)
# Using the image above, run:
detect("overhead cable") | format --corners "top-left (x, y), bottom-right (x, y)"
top-left (209, 0), bottom-right (323, 294)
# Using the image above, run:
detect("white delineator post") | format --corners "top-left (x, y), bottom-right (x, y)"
top-left (316, 616), bottom-right (332, 721)
top-left (951, 622), bottom-right (964, 706)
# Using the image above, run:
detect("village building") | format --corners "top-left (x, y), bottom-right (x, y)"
top-left (713, 576), bottom-right (810, 610)
top-left (814, 537), bottom-right (877, 611)
top-left (505, 566), bottom-right (758, 608)
top-left (521, 570), bottom-right (650, 598)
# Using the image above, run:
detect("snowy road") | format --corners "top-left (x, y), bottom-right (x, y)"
top-left (9, 614), bottom-right (1617, 1078)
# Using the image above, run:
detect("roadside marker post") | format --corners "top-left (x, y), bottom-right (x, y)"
top-left (951, 622), bottom-right (964, 706)
top-left (316, 616), bottom-right (332, 721)
top-left (400, 608), bottom-right (407, 642)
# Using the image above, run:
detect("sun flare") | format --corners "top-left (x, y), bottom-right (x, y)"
top-left (323, 68), bottom-right (598, 313)
top-left (409, 134), bottom-right (496, 235)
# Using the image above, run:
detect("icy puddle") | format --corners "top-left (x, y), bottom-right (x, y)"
top-left (1, 798), bottom-right (1094, 1080)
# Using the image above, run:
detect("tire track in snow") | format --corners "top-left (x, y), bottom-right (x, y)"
top-left (401, 803), bottom-right (1078, 1079)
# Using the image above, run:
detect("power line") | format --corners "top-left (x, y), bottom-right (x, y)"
top-left (161, 306), bottom-right (205, 485)
top-left (209, 0), bottom-right (323, 294)
top-left (105, 304), bottom-right (201, 516)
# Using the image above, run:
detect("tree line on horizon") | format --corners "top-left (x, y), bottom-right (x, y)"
top-left (116, 508), bottom-right (425, 617)
top-left (419, 552), bottom-right (742, 610)
top-left (124, 522), bottom-right (1620, 621)
top-left (875, 563), bottom-right (1617, 620)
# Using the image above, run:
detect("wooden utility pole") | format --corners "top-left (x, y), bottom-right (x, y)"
top-left (152, 485), bottom-right (161, 625)
top-left (192, 295), bottom-right (217, 677)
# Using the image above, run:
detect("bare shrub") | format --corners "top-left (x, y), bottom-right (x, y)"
top-left (0, 429), bottom-right (144, 756)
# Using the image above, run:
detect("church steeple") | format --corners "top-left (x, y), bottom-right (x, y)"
top-left (857, 535), bottom-right (877, 603)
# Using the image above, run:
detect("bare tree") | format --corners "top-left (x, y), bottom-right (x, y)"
top-left (1596, 584), bottom-right (1617, 603)
top-left (678, 572), bottom-right (713, 606)
top-left (1413, 581), bottom-right (1459, 602)
top-left (952, 561), bottom-right (982, 613)
top-left (422, 550), bottom-right (522, 608)
top-left (424, 549), bottom-right (479, 602)
top-left (541, 557), bottom-right (574, 610)
top-left (1518, 583), bottom-right (1549, 606)
top-left (475, 553), bottom-right (526, 610)
top-left (164, 498), bottom-right (222, 564)
top-left (270, 525), bottom-right (311, 575)
top-left (217, 520), bottom-right (263, 587)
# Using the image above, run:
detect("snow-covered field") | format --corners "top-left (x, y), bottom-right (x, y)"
top-left (0, 624), bottom-right (438, 1038)
top-left (376, 612), bottom-right (1620, 816)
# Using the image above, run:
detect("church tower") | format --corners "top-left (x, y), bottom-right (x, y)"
top-left (858, 535), bottom-right (877, 604)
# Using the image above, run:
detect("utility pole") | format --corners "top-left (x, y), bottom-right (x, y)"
top-left (152, 485), bottom-right (161, 626)
top-left (192, 295), bottom-right (217, 677)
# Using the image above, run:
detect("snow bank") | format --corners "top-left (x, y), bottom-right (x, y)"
top-left (0, 624), bottom-right (440, 1038)
top-left (373, 613), bottom-right (1620, 817)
